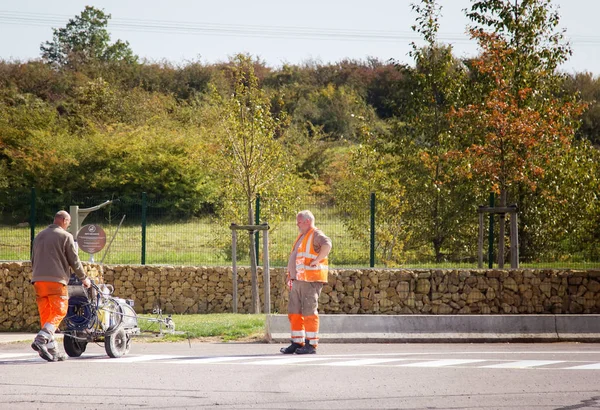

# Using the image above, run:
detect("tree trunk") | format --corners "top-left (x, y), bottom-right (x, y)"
top-left (434, 238), bottom-right (443, 263)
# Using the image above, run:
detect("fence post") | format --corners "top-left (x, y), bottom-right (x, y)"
top-left (370, 192), bottom-right (376, 267)
top-left (29, 187), bottom-right (36, 259)
top-left (141, 192), bottom-right (147, 265)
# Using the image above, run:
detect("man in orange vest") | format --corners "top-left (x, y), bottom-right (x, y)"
top-left (31, 210), bottom-right (91, 361)
top-left (281, 210), bottom-right (332, 354)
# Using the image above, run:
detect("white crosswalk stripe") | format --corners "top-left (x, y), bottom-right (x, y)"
top-left (164, 356), bottom-right (259, 364)
top-left (88, 354), bottom-right (182, 363)
top-left (482, 360), bottom-right (564, 369)
top-left (244, 357), bottom-right (330, 365)
top-left (1, 352), bottom-right (600, 370)
top-left (564, 363), bottom-right (600, 370)
top-left (327, 358), bottom-right (408, 366)
top-left (399, 359), bottom-right (486, 367)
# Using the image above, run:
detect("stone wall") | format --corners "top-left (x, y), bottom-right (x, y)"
top-left (323, 268), bottom-right (600, 315)
top-left (1, 262), bottom-right (599, 331)
top-left (0, 262), bottom-right (103, 331)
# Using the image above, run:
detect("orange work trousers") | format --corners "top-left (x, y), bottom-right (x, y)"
top-left (34, 282), bottom-right (69, 330)
top-left (288, 280), bottom-right (323, 346)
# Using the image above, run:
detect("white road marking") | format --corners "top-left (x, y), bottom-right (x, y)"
top-left (164, 356), bottom-right (261, 364)
top-left (1, 352), bottom-right (599, 371)
top-left (325, 351), bottom-right (600, 356)
top-left (482, 360), bottom-right (564, 368)
top-left (399, 359), bottom-right (487, 367)
top-left (327, 358), bottom-right (409, 366)
top-left (89, 354), bottom-right (182, 363)
top-left (564, 363), bottom-right (600, 370)
top-left (245, 357), bottom-right (331, 365)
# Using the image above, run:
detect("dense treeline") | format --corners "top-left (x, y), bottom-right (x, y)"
top-left (1, 2), bottom-right (598, 266)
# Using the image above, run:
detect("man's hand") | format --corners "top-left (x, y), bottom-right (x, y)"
top-left (82, 277), bottom-right (91, 288)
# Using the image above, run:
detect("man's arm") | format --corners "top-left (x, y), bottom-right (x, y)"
top-left (310, 231), bottom-right (332, 267)
top-left (310, 242), bottom-right (332, 268)
top-left (65, 235), bottom-right (91, 288)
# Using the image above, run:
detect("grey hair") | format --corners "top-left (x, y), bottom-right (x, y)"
top-left (297, 210), bottom-right (315, 224)
top-left (55, 210), bottom-right (70, 220)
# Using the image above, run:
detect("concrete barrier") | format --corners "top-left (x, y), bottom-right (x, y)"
top-left (266, 314), bottom-right (600, 343)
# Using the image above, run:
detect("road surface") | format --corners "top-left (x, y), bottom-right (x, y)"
top-left (1, 341), bottom-right (599, 409)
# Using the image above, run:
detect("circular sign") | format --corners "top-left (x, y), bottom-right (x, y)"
top-left (77, 224), bottom-right (107, 254)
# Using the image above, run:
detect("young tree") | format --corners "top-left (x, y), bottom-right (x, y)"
top-left (211, 55), bottom-right (296, 224)
top-left (397, 0), bottom-right (475, 263)
top-left (363, 0), bottom-right (472, 263)
top-left (448, 29), bottom-right (586, 267)
top-left (40, 6), bottom-right (137, 69)
top-left (457, 0), bottom-right (589, 267)
top-left (209, 55), bottom-right (299, 309)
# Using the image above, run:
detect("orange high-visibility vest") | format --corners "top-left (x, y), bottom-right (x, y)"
top-left (293, 227), bottom-right (328, 283)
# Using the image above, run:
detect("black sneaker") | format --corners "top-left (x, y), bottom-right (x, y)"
top-left (295, 344), bottom-right (317, 354)
top-left (280, 342), bottom-right (303, 354)
top-left (31, 339), bottom-right (55, 362)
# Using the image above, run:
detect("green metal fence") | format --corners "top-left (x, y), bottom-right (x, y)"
top-left (0, 189), bottom-right (597, 269)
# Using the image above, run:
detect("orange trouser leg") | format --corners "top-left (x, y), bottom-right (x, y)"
top-left (288, 280), bottom-right (305, 344)
top-left (34, 282), bottom-right (68, 333)
top-left (288, 280), bottom-right (323, 345)
top-left (288, 313), bottom-right (305, 344)
top-left (304, 314), bottom-right (320, 346)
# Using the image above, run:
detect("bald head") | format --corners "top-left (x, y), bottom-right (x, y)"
top-left (54, 211), bottom-right (71, 230)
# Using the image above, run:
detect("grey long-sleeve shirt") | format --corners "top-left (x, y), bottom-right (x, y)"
top-left (31, 224), bottom-right (87, 285)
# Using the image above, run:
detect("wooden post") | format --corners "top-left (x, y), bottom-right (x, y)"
top-left (231, 224), bottom-right (238, 313)
top-left (262, 224), bottom-right (270, 314)
top-left (248, 229), bottom-right (259, 314)
top-left (497, 191), bottom-right (507, 269)
top-left (510, 212), bottom-right (519, 268)
top-left (477, 205), bottom-right (519, 270)
top-left (478, 211), bottom-right (484, 268)
top-left (229, 223), bottom-right (270, 314)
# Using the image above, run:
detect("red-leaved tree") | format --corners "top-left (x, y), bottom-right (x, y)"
top-left (448, 30), bottom-right (587, 267)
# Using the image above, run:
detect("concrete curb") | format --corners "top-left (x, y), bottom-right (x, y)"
top-left (266, 314), bottom-right (600, 343)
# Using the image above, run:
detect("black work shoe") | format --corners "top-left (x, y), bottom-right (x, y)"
top-left (31, 340), bottom-right (55, 362)
top-left (280, 342), bottom-right (303, 354)
top-left (47, 346), bottom-right (67, 362)
top-left (53, 352), bottom-right (67, 361)
top-left (295, 344), bottom-right (317, 354)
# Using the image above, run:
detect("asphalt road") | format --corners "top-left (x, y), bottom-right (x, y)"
top-left (1, 341), bottom-right (599, 409)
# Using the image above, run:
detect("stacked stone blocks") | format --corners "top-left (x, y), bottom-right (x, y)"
top-left (1, 262), bottom-right (598, 331)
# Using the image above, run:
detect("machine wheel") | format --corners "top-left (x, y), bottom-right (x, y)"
top-left (63, 334), bottom-right (87, 357)
top-left (105, 326), bottom-right (130, 358)
top-left (102, 298), bottom-right (124, 334)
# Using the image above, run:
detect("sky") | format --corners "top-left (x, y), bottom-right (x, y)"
top-left (0, 0), bottom-right (599, 75)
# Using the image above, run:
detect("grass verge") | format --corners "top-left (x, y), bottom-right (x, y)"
top-left (136, 313), bottom-right (267, 343)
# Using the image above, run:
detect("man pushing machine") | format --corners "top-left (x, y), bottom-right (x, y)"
top-left (30, 210), bottom-right (91, 362)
